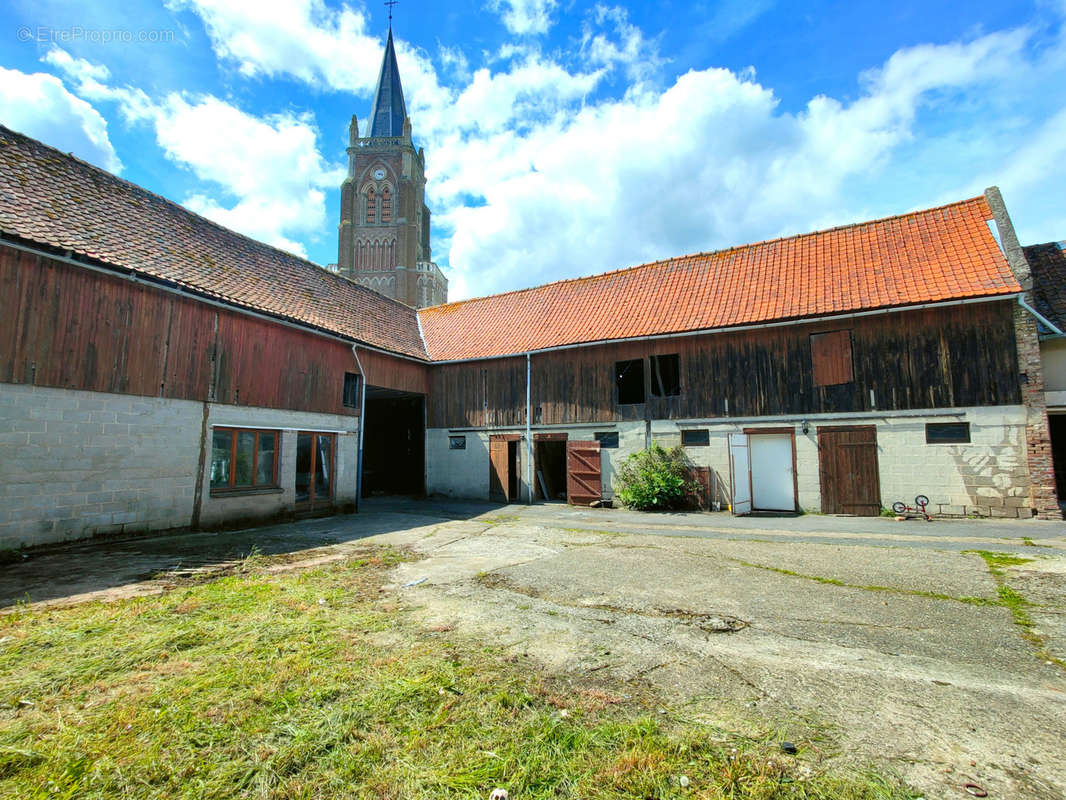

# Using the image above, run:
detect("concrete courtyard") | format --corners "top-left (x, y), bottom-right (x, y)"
top-left (3, 500), bottom-right (1065, 799)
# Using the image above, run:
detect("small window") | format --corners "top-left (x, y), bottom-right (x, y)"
top-left (210, 428), bottom-right (279, 490)
top-left (595, 431), bottom-right (619, 449)
top-left (616, 358), bottom-right (645, 405)
top-left (681, 429), bottom-right (710, 447)
top-left (449, 435), bottom-right (466, 450)
top-left (343, 372), bottom-right (361, 408)
top-left (810, 330), bottom-right (853, 387)
top-left (650, 354), bottom-right (681, 397)
top-left (926, 422), bottom-right (970, 444)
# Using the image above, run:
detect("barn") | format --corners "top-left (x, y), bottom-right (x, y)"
top-left (0, 123), bottom-right (1060, 550)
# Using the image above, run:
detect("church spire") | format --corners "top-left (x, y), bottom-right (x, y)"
top-left (367, 27), bottom-right (408, 138)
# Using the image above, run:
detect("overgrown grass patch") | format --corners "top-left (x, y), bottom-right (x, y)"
top-left (1, 546), bottom-right (915, 799)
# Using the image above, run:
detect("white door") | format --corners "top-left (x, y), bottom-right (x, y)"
top-left (728, 433), bottom-right (751, 515)
top-left (749, 434), bottom-right (795, 511)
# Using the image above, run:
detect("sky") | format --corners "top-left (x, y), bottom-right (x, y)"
top-left (1, 0), bottom-right (1065, 302)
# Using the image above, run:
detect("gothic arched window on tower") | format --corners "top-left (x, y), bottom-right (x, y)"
top-left (381, 186), bottom-right (393, 223)
top-left (365, 187), bottom-right (376, 224)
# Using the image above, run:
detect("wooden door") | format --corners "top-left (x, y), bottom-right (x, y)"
top-left (489, 434), bottom-right (511, 501)
top-left (566, 441), bottom-right (601, 506)
top-left (817, 425), bottom-right (881, 515)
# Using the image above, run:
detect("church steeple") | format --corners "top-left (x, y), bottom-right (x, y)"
top-left (337, 22), bottom-right (447, 308)
top-left (368, 28), bottom-right (408, 138)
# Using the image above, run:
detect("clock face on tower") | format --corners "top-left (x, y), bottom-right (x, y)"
top-left (373, 168), bottom-right (386, 180)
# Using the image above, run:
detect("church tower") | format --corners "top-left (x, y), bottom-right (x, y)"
top-left (337, 27), bottom-right (447, 308)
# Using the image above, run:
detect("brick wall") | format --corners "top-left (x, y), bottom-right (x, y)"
top-left (986, 187), bottom-right (1062, 519)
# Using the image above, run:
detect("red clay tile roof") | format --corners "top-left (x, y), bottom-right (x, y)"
top-left (1024, 242), bottom-right (1066, 335)
top-left (418, 196), bottom-right (1022, 360)
top-left (0, 125), bottom-right (427, 359)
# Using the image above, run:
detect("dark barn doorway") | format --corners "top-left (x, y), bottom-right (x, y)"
top-left (1051, 413), bottom-right (1066, 509)
top-left (534, 433), bottom-right (568, 501)
top-left (362, 387), bottom-right (425, 497)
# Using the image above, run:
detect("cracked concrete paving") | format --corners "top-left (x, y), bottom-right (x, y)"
top-left (369, 513), bottom-right (1066, 800)
top-left (3, 500), bottom-right (1065, 799)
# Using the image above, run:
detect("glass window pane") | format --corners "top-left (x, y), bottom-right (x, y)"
top-left (315, 435), bottom-right (333, 499)
top-left (296, 433), bottom-right (312, 502)
top-left (234, 431), bottom-right (255, 486)
top-left (256, 432), bottom-right (276, 485)
top-left (210, 430), bottom-right (232, 488)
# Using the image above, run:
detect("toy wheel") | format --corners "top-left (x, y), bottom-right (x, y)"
top-left (915, 495), bottom-right (929, 507)
top-left (892, 501), bottom-right (906, 514)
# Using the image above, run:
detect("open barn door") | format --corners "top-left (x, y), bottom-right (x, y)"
top-left (728, 433), bottom-right (752, 515)
top-left (489, 434), bottom-right (520, 502)
top-left (566, 440), bottom-right (602, 506)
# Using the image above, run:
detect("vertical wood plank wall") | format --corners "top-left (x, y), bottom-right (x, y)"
top-left (427, 303), bottom-right (1021, 428)
top-left (0, 246), bottom-right (393, 415)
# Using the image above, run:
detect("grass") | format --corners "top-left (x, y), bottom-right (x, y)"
top-left (0, 547), bottom-right (917, 799)
top-left (963, 550), bottom-right (1064, 671)
top-left (735, 562), bottom-right (997, 607)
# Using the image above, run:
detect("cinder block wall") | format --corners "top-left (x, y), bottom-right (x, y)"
top-left (0, 383), bottom-right (201, 549)
top-left (0, 385), bottom-right (363, 549)
top-left (426, 406), bottom-right (1033, 517)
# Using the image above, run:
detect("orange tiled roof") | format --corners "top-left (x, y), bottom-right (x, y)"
top-left (418, 196), bottom-right (1021, 360)
top-left (0, 125), bottom-right (427, 359)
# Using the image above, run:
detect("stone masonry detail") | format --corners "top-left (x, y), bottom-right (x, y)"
top-left (986, 186), bottom-right (1063, 519)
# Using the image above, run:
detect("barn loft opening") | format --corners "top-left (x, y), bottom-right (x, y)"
top-left (362, 386), bottom-right (424, 497)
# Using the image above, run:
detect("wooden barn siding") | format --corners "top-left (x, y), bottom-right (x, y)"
top-left (426, 303), bottom-right (1021, 428)
top-left (0, 246), bottom-right (359, 416)
top-left (358, 348), bottom-right (429, 395)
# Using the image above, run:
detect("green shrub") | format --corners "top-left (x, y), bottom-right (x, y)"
top-left (614, 444), bottom-right (698, 511)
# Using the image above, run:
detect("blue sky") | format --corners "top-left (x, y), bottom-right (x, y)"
top-left (2, 0), bottom-right (1065, 301)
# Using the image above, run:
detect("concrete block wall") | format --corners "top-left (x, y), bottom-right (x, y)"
top-left (0, 383), bottom-right (202, 549)
top-left (199, 404), bottom-right (360, 528)
top-left (427, 406), bottom-right (1033, 517)
top-left (0, 385), bottom-right (362, 549)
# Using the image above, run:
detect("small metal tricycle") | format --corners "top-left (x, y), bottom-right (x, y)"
top-left (892, 494), bottom-right (931, 520)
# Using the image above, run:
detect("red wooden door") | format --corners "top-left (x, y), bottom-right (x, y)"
top-left (817, 425), bottom-right (881, 515)
top-left (566, 441), bottom-right (602, 506)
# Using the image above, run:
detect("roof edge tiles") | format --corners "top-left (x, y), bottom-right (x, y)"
top-left (417, 193), bottom-right (1022, 361)
top-left (0, 124), bottom-right (428, 360)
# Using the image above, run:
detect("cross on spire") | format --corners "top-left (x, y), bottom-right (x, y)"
top-left (385, 0), bottom-right (398, 26)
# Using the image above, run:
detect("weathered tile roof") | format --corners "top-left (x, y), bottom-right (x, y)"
top-left (0, 125), bottom-right (427, 359)
top-left (418, 195), bottom-right (1022, 360)
top-left (1024, 242), bottom-right (1066, 335)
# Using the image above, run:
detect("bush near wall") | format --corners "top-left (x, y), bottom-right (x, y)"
top-left (615, 444), bottom-right (700, 511)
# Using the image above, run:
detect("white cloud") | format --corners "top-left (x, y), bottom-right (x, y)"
top-left (0, 66), bottom-right (121, 172)
top-left (165, 0), bottom-right (379, 93)
top-left (46, 48), bottom-right (341, 258)
top-left (488, 0), bottom-right (558, 35)
top-left (40, 1), bottom-right (1066, 299)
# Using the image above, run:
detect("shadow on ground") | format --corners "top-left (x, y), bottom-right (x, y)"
top-left (0, 498), bottom-right (507, 607)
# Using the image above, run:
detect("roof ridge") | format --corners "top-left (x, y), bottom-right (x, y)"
top-left (0, 124), bottom-right (420, 320)
top-left (418, 194), bottom-right (989, 315)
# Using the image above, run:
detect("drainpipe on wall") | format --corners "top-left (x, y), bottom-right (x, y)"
top-left (351, 345), bottom-right (368, 512)
top-left (526, 352), bottom-right (533, 505)
top-left (1018, 295), bottom-right (1065, 337)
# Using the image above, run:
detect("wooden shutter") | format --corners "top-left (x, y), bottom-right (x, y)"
top-left (566, 441), bottom-right (601, 506)
top-left (810, 330), bottom-right (853, 386)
